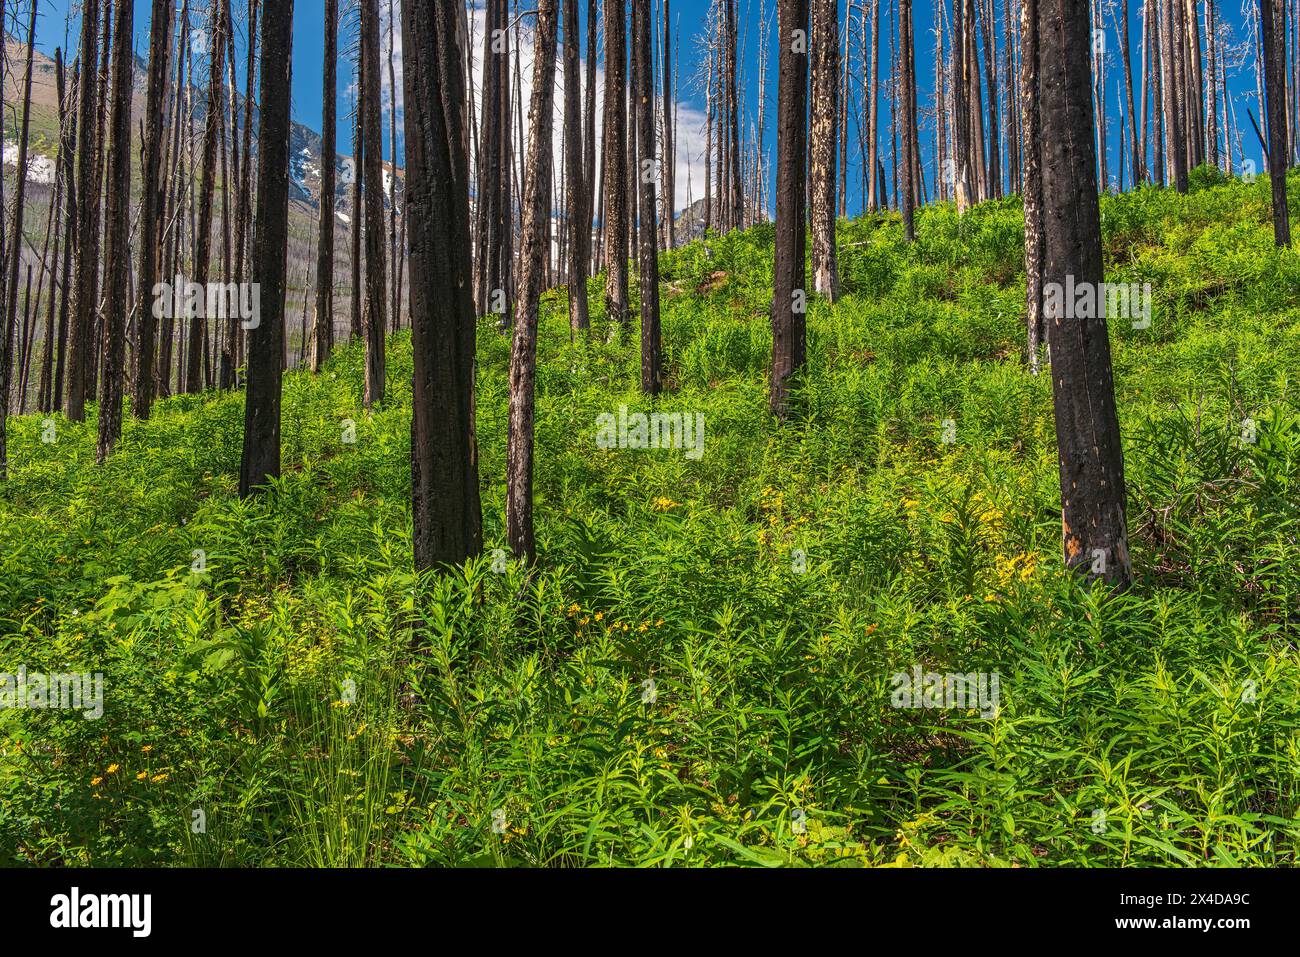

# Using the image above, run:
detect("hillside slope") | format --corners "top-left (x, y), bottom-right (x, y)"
top-left (2, 173), bottom-right (1299, 867)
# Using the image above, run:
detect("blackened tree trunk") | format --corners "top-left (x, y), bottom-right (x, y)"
top-left (634, 0), bottom-right (662, 393)
top-left (1, 0), bottom-right (38, 476)
top-left (313, 0), bottom-right (339, 370)
top-left (475, 0), bottom-right (513, 327)
top-left (771, 0), bottom-right (809, 419)
top-left (1022, 0), bottom-right (1045, 372)
top-left (65, 0), bottom-right (100, 421)
top-left (506, 0), bottom-right (560, 564)
top-left (133, 0), bottom-right (175, 422)
top-left (1161, 0), bottom-right (1188, 191)
top-left (1036, 0), bottom-right (1132, 587)
top-left (85, 0), bottom-right (112, 404)
top-left (38, 49), bottom-right (72, 414)
top-left (563, 0), bottom-right (590, 334)
top-left (96, 0), bottom-right (134, 460)
top-left (361, 0), bottom-right (389, 405)
top-left (662, 0), bottom-right (676, 249)
top-left (1262, 0), bottom-right (1292, 245)
top-left (810, 0), bottom-right (840, 298)
top-left (239, 0), bottom-right (295, 496)
top-left (725, 0), bottom-right (742, 228)
top-left (980, 0), bottom-right (1000, 198)
top-left (351, 82), bottom-right (364, 342)
top-left (53, 59), bottom-right (78, 413)
top-left (899, 0), bottom-right (918, 240)
top-left (866, 0), bottom-right (880, 210)
top-left (584, 0), bottom-right (598, 272)
top-left (1118, 0), bottom-right (1143, 184)
top-left (953, 0), bottom-right (974, 211)
top-left (186, 0), bottom-right (229, 394)
top-left (229, 0), bottom-right (258, 385)
top-left (387, 0), bottom-right (401, 332)
top-left (603, 0), bottom-right (630, 327)
top-left (406, 0), bottom-right (483, 571)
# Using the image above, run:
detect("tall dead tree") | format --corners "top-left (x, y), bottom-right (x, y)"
top-left (133, 0), bottom-right (176, 421)
top-left (239, 0), bottom-right (295, 496)
top-left (900, 0), bottom-right (919, 239)
top-left (952, 0), bottom-right (973, 210)
top-left (1262, 0), bottom-right (1292, 245)
top-left (1117, 0), bottom-right (1142, 185)
top-left (185, 0), bottom-right (229, 394)
top-left (506, 0), bottom-right (560, 564)
top-left (0, 0), bottom-right (34, 477)
top-left (724, 0), bottom-right (742, 228)
top-left (1034, 0), bottom-right (1133, 587)
top-left (810, 0), bottom-right (840, 298)
top-left (563, 0), bottom-right (590, 334)
top-left (476, 0), bottom-right (513, 326)
top-left (584, 0), bottom-right (598, 272)
top-left (635, 0), bottom-right (663, 393)
top-left (387, 0), bottom-right (400, 332)
top-left (1022, 0), bottom-right (1045, 372)
top-left (38, 49), bottom-right (71, 414)
top-left (771, 0), bottom-right (809, 419)
top-left (603, 0), bottom-right (630, 327)
top-left (662, 0), bottom-right (677, 248)
top-left (866, 0), bottom-right (881, 210)
top-left (96, 0), bottom-right (134, 460)
top-left (351, 84), bottom-right (363, 341)
top-left (313, 0), bottom-right (340, 370)
top-left (0, 0), bottom-right (6, 460)
top-left (1161, 0), bottom-right (1188, 191)
top-left (65, 0), bottom-right (101, 421)
top-left (361, 0), bottom-right (389, 405)
top-left (230, 0), bottom-right (259, 384)
top-left (406, 0), bottom-right (483, 571)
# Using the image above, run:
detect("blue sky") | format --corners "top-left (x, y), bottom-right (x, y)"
top-left (22, 0), bottom-right (1268, 215)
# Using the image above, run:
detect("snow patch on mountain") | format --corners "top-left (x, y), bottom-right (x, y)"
top-left (3, 140), bottom-right (56, 185)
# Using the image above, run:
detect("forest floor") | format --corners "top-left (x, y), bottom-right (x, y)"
top-left (3, 168), bottom-right (1300, 866)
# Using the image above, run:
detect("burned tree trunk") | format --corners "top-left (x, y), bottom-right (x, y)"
top-left (476, 0), bottom-right (513, 327)
top-left (1161, 0), bottom-right (1188, 192)
top-left (406, 0), bottom-right (483, 570)
top-left (866, 0), bottom-right (880, 210)
top-left (361, 0), bottom-right (390, 405)
top-left (899, 0), bottom-right (918, 240)
top-left (603, 0), bottom-right (630, 327)
top-left (810, 0), bottom-right (840, 298)
top-left (771, 0), bottom-right (809, 419)
top-left (65, 0), bottom-right (101, 421)
top-left (239, 0), bottom-right (295, 496)
top-left (662, 0), bottom-right (676, 249)
top-left (133, 0), bottom-right (175, 422)
top-left (186, 0), bottom-right (229, 394)
top-left (1035, 0), bottom-right (1133, 587)
top-left (313, 0), bottom-right (340, 370)
top-left (1261, 0), bottom-right (1292, 245)
top-left (506, 0), bottom-right (560, 564)
top-left (1022, 0), bottom-right (1045, 372)
top-left (634, 0), bottom-right (662, 393)
top-left (96, 0), bottom-right (135, 460)
top-left (584, 0), bottom-right (598, 273)
top-left (1, 0), bottom-right (38, 475)
top-left (351, 84), bottom-right (364, 342)
top-left (563, 0), bottom-right (590, 334)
